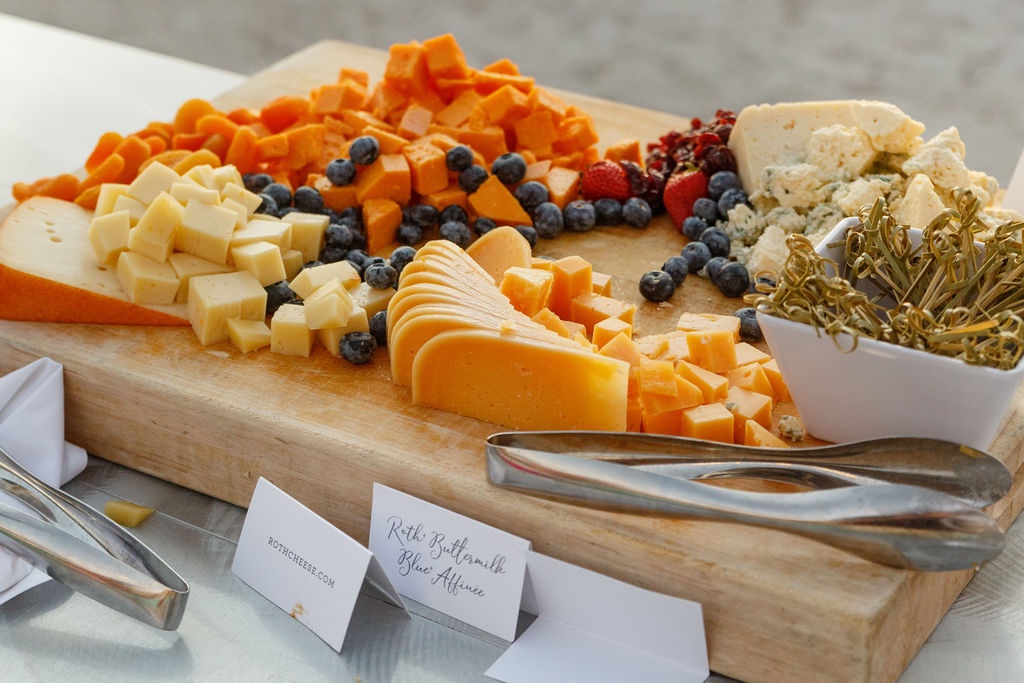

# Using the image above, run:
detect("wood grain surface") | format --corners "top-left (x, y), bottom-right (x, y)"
top-left (2, 40), bottom-right (1023, 682)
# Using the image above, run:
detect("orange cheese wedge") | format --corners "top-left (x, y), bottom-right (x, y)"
top-left (0, 197), bottom-right (188, 325)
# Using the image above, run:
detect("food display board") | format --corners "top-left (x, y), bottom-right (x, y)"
top-left (2, 40), bottom-right (1024, 682)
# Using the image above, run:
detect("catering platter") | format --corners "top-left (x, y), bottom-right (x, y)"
top-left (2, 39), bottom-right (1023, 682)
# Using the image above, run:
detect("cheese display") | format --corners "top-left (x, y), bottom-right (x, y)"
top-left (722, 100), bottom-right (1024, 275)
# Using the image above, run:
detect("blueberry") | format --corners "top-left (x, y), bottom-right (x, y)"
top-left (514, 181), bottom-right (550, 214)
top-left (325, 158), bottom-right (357, 186)
top-left (338, 206), bottom-right (363, 228)
top-left (692, 196), bottom-right (720, 224)
top-left (345, 249), bottom-right (371, 274)
top-left (621, 197), bottom-right (652, 228)
top-left (445, 144), bottom-right (474, 172)
top-left (340, 331), bottom-right (376, 364)
top-left (244, 172), bottom-right (274, 194)
top-left (347, 228), bottom-right (368, 251)
top-left (703, 256), bottom-right (730, 282)
top-left (593, 198), bottom-right (623, 226)
top-left (324, 222), bottom-right (354, 250)
top-left (715, 262), bottom-right (751, 298)
top-left (364, 261), bottom-right (398, 289)
top-left (265, 280), bottom-right (297, 316)
top-left (389, 245), bottom-right (417, 275)
top-left (717, 187), bottom-right (750, 217)
top-left (262, 182), bottom-right (292, 209)
top-left (707, 170), bottom-right (741, 200)
top-left (681, 241), bottom-right (712, 273)
top-left (403, 203), bottom-right (439, 228)
top-left (369, 310), bottom-right (388, 348)
top-left (734, 307), bottom-right (762, 342)
top-left (319, 245), bottom-right (347, 264)
top-left (439, 220), bottom-right (473, 248)
top-left (661, 255), bottom-right (689, 286)
top-left (699, 226), bottom-right (731, 258)
top-left (473, 216), bottom-right (498, 236)
top-left (491, 152), bottom-right (527, 184)
top-left (255, 193), bottom-right (279, 215)
top-left (292, 185), bottom-right (324, 213)
top-left (638, 270), bottom-right (676, 303)
top-left (348, 136), bottom-right (380, 165)
top-left (514, 224), bottom-right (539, 248)
top-left (532, 202), bottom-right (564, 239)
top-left (396, 222), bottom-right (423, 246)
top-left (563, 200), bottom-right (596, 232)
top-left (681, 216), bottom-right (709, 241)
top-left (458, 164), bottom-right (489, 193)
top-left (439, 204), bottom-right (469, 225)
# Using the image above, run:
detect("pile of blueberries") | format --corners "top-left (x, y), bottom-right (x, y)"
top-left (639, 169), bottom-right (754, 303)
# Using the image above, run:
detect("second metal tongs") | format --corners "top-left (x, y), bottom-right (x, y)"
top-left (486, 431), bottom-right (1012, 572)
top-left (0, 447), bottom-right (189, 630)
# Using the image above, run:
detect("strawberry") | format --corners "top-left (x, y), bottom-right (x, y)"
top-left (662, 168), bottom-right (708, 229)
top-left (580, 160), bottom-right (632, 202)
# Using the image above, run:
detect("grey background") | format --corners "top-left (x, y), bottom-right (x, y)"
top-left (3, 0), bottom-right (1024, 184)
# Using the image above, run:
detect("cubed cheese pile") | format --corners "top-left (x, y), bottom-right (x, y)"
top-left (392, 227), bottom-right (793, 443)
top-left (85, 160), bottom-right (395, 356)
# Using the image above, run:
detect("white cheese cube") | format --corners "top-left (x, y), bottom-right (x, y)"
top-left (134, 192), bottom-right (183, 245)
top-left (230, 218), bottom-right (292, 254)
top-left (168, 252), bottom-right (234, 303)
top-left (303, 279), bottom-right (355, 329)
top-left (112, 193), bottom-right (148, 225)
top-left (116, 251), bottom-right (180, 305)
top-left (170, 181), bottom-right (221, 205)
top-left (127, 161), bottom-right (180, 204)
top-left (231, 240), bottom-right (287, 287)
top-left (227, 318), bottom-right (272, 353)
top-left (88, 209), bottom-right (131, 266)
top-left (212, 164), bottom-right (244, 190)
top-left (281, 211), bottom-right (328, 262)
top-left (220, 197), bottom-right (251, 230)
top-left (317, 307), bottom-right (370, 356)
top-left (289, 261), bottom-right (360, 299)
top-left (270, 303), bottom-right (314, 356)
top-left (282, 248), bottom-right (305, 280)
top-left (94, 183), bottom-right (131, 216)
top-left (188, 270), bottom-right (267, 346)
top-left (183, 164), bottom-right (218, 189)
top-left (127, 225), bottom-right (174, 263)
top-left (176, 199), bottom-right (238, 264)
top-left (350, 281), bottom-right (395, 317)
top-left (221, 182), bottom-right (263, 215)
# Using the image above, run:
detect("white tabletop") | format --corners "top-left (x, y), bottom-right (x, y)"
top-left (1, 12), bottom-right (1023, 682)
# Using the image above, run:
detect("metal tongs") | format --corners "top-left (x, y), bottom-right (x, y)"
top-left (486, 431), bottom-right (1013, 572)
top-left (0, 447), bottom-right (189, 630)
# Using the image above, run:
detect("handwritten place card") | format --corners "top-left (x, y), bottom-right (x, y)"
top-left (231, 477), bottom-right (405, 652)
top-left (368, 483), bottom-right (530, 641)
top-left (486, 550), bottom-right (708, 683)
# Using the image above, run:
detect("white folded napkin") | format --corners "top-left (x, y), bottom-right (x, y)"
top-left (0, 357), bottom-right (87, 602)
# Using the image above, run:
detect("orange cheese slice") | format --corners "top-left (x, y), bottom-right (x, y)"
top-left (0, 197), bottom-right (188, 325)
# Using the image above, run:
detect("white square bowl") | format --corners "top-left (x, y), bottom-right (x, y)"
top-left (757, 218), bottom-right (1024, 450)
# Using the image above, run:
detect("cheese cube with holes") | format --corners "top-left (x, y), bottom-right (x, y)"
top-left (176, 199), bottom-right (238, 264)
top-left (168, 252), bottom-right (234, 303)
top-left (231, 240), bottom-right (287, 287)
top-left (188, 270), bottom-right (267, 346)
top-left (271, 303), bottom-right (315, 356)
top-left (116, 251), bottom-right (180, 305)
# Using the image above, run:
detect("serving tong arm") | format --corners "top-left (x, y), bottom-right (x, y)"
top-left (0, 447), bottom-right (189, 630)
top-left (486, 431), bottom-right (1010, 572)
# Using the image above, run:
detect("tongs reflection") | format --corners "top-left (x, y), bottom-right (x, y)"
top-left (0, 447), bottom-right (189, 630)
top-left (486, 431), bottom-right (1012, 572)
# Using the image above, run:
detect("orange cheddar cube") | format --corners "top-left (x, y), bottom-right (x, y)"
top-left (531, 307), bottom-right (574, 338)
top-left (384, 41), bottom-right (428, 95)
top-left (597, 331), bottom-right (645, 367)
top-left (734, 341), bottom-right (771, 366)
top-left (685, 329), bottom-right (738, 373)
top-left (514, 109), bottom-right (558, 152)
top-left (724, 385), bottom-right (773, 443)
top-left (397, 104), bottom-right (434, 140)
top-left (456, 125), bottom-right (508, 163)
top-left (434, 89), bottom-right (484, 127)
top-left (467, 175), bottom-right (532, 225)
top-left (637, 356), bottom-right (678, 397)
top-left (675, 360), bottom-right (729, 403)
top-left (591, 271), bottom-right (613, 296)
top-left (592, 317), bottom-right (632, 350)
top-left (422, 33), bottom-right (471, 80)
top-left (358, 125), bottom-right (409, 155)
top-left (310, 174), bottom-right (359, 212)
top-left (541, 166), bottom-right (582, 208)
top-left (480, 84), bottom-right (531, 127)
top-left (523, 159), bottom-right (553, 183)
top-left (569, 292), bottom-right (636, 335)
top-left (727, 362), bottom-right (774, 396)
top-left (603, 137), bottom-right (644, 166)
top-left (680, 403), bottom-right (734, 443)
top-left (403, 142), bottom-right (449, 196)
top-left (499, 266), bottom-right (554, 317)
top-left (676, 312), bottom-right (741, 341)
top-left (355, 153), bottom-right (411, 205)
top-left (762, 358), bottom-right (791, 402)
top-left (362, 197), bottom-right (403, 254)
top-left (548, 255), bottom-right (592, 319)
top-left (744, 420), bottom-right (790, 448)
top-left (422, 184), bottom-right (468, 212)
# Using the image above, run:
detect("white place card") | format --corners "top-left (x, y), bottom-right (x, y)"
top-left (486, 550), bottom-right (708, 683)
top-left (368, 483), bottom-right (530, 641)
top-left (231, 477), bottom-right (405, 652)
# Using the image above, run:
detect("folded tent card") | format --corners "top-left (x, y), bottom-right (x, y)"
top-left (0, 357), bottom-right (88, 601)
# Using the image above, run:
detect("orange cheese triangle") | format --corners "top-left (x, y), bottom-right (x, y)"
top-left (0, 197), bottom-right (188, 326)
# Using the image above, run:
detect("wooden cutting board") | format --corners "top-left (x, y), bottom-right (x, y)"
top-left (3, 40), bottom-right (1023, 682)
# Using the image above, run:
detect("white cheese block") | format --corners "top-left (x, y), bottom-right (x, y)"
top-left (227, 317), bottom-right (272, 353)
top-left (304, 279), bottom-right (355, 329)
top-left (127, 161), bottom-right (180, 204)
top-left (115, 251), bottom-right (180, 305)
top-left (317, 306), bottom-right (370, 356)
top-left (289, 260), bottom-right (361, 299)
top-left (280, 211), bottom-right (327, 263)
top-left (231, 240), bottom-right (287, 287)
top-left (0, 197), bottom-right (188, 323)
top-left (168, 252), bottom-right (234, 303)
top-left (187, 270), bottom-right (267, 346)
top-left (176, 199), bottom-right (238, 264)
top-left (729, 100), bottom-right (926, 191)
top-left (270, 303), bottom-right (314, 357)
top-left (87, 209), bottom-right (131, 267)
